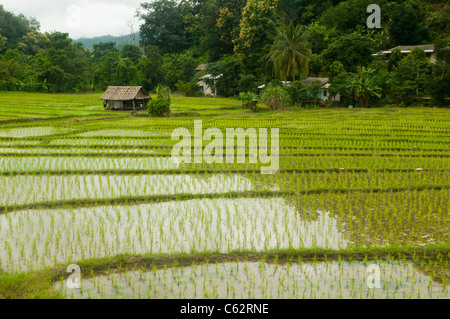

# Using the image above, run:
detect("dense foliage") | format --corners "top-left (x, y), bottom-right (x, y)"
top-left (0, 1), bottom-right (448, 106)
top-left (148, 84), bottom-right (172, 116)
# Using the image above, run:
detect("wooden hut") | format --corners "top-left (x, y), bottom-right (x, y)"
top-left (100, 86), bottom-right (151, 111)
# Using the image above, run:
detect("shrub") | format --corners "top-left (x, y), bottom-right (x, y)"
top-left (148, 99), bottom-right (171, 117)
top-left (238, 74), bottom-right (259, 93)
top-left (156, 84), bottom-right (171, 103)
top-left (239, 91), bottom-right (259, 112)
top-left (284, 81), bottom-right (307, 107)
top-left (149, 84), bottom-right (171, 116)
top-left (260, 85), bottom-right (289, 110)
top-left (176, 81), bottom-right (200, 97)
top-left (283, 81), bottom-right (323, 107)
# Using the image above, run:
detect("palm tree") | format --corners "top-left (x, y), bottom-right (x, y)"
top-left (267, 23), bottom-right (312, 81)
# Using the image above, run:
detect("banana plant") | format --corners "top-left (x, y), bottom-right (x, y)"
top-left (347, 67), bottom-right (382, 107)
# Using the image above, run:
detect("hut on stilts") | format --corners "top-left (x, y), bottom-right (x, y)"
top-left (100, 86), bottom-right (151, 111)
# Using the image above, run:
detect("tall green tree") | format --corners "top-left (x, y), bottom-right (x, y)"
top-left (161, 49), bottom-right (199, 89)
top-left (323, 33), bottom-right (373, 72)
top-left (320, 0), bottom-right (388, 32)
top-left (195, 0), bottom-right (245, 61)
top-left (93, 51), bottom-right (137, 90)
top-left (0, 49), bottom-right (36, 91)
top-left (0, 5), bottom-right (34, 53)
top-left (388, 0), bottom-right (429, 45)
top-left (137, 45), bottom-right (164, 91)
top-left (138, 0), bottom-right (189, 54)
top-left (386, 47), bottom-right (431, 105)
top-left (0, 30), bottom-right (6, 51)
top-left (18, 30), bottom-right (48, 55)
top-left (213, 54), bottom-right (244, 97)
top-left (328, 61), bottom-right (349, 102)
top-left (429, 40), bottom-right (450, 106)
top-left (93, 42), bottom-right (118, 60)
top-left (394, 47), bottom-right (431, 94)
top-left (387, 47), bottom-right (402, 71)
top-left (303, 23), bottom-right (339, 55)
top-left (234, 0), bottom-right (279, 70)
top-left (37, 32), bottom-right (92, 92)
top-left (120, 44), bottom-right (142, 64)
top-left (216, 0), bottom-right (246, 54)
top-left (278, 0), bottom-right (342, 25)
top-left (267, 23), bottom-right (311, 81)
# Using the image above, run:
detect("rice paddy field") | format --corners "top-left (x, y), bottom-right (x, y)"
top-left (0, 92), bottom-right (448, 299)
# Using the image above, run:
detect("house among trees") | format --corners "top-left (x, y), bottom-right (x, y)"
top-left (101, 86), bottom-right (151, 111)
top-left (195, 64), bottom-right (222, 96)
top-left (301, 77), bottom-right (340, 103)
top-left (258, 77), bottom-right (340, 104)
top-left (372, 44), bottom-right (436, 63)
top-left (198, 74), bottom-right (222, 96)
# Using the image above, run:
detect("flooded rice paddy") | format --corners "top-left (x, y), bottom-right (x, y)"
top-left (0, 198), bottom-right (347, 272)
top-left (0, 127), bottom-right (76, 138)
top-left (56, 260), bottom-right (449, 299)
top-left (0, 107), bottom-right (448, 299)
top-left (0, 174), bottom-right (254, 205)
top-left (0, 147), bottom-right (156, 155)
top-left (0, 156), bottom-right (181, 172)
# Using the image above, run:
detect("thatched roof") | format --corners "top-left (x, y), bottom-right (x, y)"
top-left (100, 86), bottom-right (151, 101)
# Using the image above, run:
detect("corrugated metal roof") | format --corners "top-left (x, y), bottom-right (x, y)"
top-left (373, 44), bottom-right (435, 56)
top-left (301, 77), bottom-right (329, 86)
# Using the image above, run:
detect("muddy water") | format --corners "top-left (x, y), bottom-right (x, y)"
top-left (0, 174), bottom-right (254, 206)
top-left (55, 260), bottom-right (449, 299)
top-left (0, 198), bottom-right (348, 272)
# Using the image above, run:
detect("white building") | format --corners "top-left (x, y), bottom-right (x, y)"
top-left (372, 44), bottom-right (436, 63)
top-left (258, 77), bottom-right (340, 103)
top-left (198, 74), bottom-right (222, 96)
top-left (195, 63), bottom-right (222, 96)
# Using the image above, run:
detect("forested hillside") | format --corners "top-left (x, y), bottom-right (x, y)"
top-left (0, 1), bottom-right (448, 106)
top-left (75, 32), bottom-right (141, 51)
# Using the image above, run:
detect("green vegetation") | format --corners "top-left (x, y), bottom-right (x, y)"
top-left (0, 1), bottom-right (448, 105)
top-left (238, 91), bottom-right (259, 112)
top-left (148, 85), bottom-right (172, 117)
top-left (0, 0), bottom-right (448, 299)
top-left (0, 93), bottom-right (448, 298)
top-left (267, 23), bottom-right (311, 81)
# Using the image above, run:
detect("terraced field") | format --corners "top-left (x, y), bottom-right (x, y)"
top-left (0, 92), bottom-right (448, 299)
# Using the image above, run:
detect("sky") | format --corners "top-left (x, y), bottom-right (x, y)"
top-left (1, 0), bottom-right (144, 39)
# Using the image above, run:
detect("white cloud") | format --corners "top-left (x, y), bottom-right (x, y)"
top-left (1, 0), bottom-right (144, 39)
